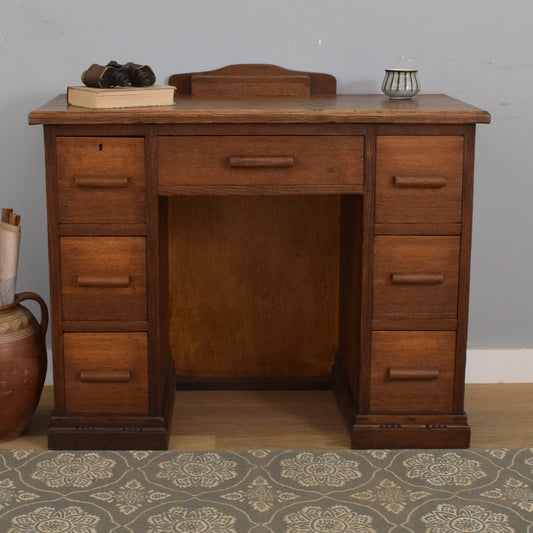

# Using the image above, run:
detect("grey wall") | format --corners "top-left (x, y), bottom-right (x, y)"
top-left (1, 0), bottom-right (531, 348)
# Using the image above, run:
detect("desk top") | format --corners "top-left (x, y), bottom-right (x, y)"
top-left (28, 94), bottom-right (490, 126)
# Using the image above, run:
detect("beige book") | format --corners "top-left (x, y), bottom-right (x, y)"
top-left (67, 85), bottom-right (176, 109)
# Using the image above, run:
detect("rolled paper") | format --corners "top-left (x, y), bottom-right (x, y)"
top-left (1, 208), bottom-right (13, 223)
top-left (0, 221), bottom-right (21, 307)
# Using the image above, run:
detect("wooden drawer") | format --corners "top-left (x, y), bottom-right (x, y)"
top-left (157, 136), bottom-right (364, 186)
top-left (370, 331), bottom-right (456, 413)
top-left (56, 137), bottom-right (146, 224)
top-left (63, 332), bottom-right (148, 414)
top-left (60, 237), bottom-right (147, 321)
top-left (373, 236), bottom-right (460, 319)
top-left (376, 136), bottom-right (464, 224)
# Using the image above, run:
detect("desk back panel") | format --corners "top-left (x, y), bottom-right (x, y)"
top-left (167, 195), bottom-right (340, 379)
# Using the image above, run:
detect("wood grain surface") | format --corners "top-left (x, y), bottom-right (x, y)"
top-left (370, 331), bottom-right (456, 413)
top-left (167, 195), bottom-right (340, 378)
top-left (60, 237), bottom-right (147, 321)
top-left (373, 236), bottom-right (461, 319)
top-left (56, 137), bottom-right (146, 224)
top-left (28, 94), bottom-right (491, 125)
top-left (63, 332), bottom-right (149, 414)
top-left (157, 136), bottom-right (364, 187)
top-left (376, 136), bottom-right (464, 224)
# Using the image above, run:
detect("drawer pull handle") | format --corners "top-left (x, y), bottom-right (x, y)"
top-left (76, 275), bottom-right (131, 288)
top-left (391, 273), bottom-right (444, 285)
top-left (80, 370), bottom-right (131, 383)
top-left (388, 368), bottom-right (440, 381)
top-left (75, 177), bottom-right (130, 188)
top-left (393, 176), bottom-right (448, 188)
top-left (228, 156), bottom-right (295, 168)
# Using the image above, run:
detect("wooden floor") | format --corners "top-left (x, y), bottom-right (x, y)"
top-left (2, 384), bottom-right (533, 450)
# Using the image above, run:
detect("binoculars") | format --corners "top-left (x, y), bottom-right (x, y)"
top-left (81, 61), bottom-right (156, 88)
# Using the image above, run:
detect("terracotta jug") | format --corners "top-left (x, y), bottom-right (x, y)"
top-left (0, 292), bottom-right (48, 442)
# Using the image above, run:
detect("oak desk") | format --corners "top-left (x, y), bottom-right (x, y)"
top-left (29, 71), bottom-right (490, 450)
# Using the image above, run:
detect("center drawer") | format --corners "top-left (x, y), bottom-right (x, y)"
top-left (157, 136), bottom-right (364, 186)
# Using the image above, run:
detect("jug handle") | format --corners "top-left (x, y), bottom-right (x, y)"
top-left (13, 292), bottom-right (49, 337)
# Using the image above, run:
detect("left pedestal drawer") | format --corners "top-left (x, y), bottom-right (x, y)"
top-left (60, 237), bottom-right (147, 321)
top-left (56, 137), bottom-right (146, 224)
top-left (63, 332), bottom-right (149, 414)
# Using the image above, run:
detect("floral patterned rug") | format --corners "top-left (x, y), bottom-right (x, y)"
top-left (1, 448), bottom-right (532, 532)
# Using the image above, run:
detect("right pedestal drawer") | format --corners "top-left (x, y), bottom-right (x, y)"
top-left (376, 136), bottom-right (464, 224)
top-left (370, 331), bottom-right (456, 413)
top-left (370, 134), bottom-right (466, 417)
top-left (373, 236), bottom-right (460, 319)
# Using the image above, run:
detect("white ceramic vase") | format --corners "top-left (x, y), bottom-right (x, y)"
top-left (381, 69), bottom-right (420, 99)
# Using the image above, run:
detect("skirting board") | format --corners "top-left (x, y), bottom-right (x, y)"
top-left (44, 348), bottom-right (533, 386)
